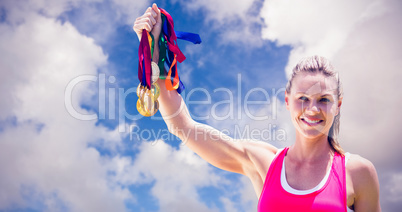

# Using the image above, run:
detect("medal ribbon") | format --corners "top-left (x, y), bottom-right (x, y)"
top-left (138, 29), bottom-right (152, 88)
top-left (138, 8), bottom-right (202, 93)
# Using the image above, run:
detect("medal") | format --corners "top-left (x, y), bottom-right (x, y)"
top-left (151, 61), bottom-right (160, 83)
top-left (137, 88), bottom-right (159, 117)
top-left (137, 83), bottom-right (145, 98)
top-left (136, 82), bottom-right (160, 116)
top-left (150, 82), bottom-right (160, 99)
top-left (136, 8), bottom-right (201, 117)
top-left (136, 99), bottom-right (148, 116)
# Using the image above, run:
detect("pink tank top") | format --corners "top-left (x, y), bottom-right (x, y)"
top-left (258, 147), bottom-right (347, 212)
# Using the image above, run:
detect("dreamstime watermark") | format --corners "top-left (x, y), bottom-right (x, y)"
top-left (64, 73), bottom-right (286, 133)
top-left (129, 123), bottom-right (287, 144)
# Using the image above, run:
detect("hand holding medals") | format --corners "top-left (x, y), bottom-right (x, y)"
top-left (134, 4), bottom-right (201, 117)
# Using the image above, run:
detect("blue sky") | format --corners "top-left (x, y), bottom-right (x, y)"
top-left (0, 0), bottom-right (401, 211)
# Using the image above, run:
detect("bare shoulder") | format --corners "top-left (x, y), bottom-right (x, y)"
top-left (346, 154), bottom-right (381, 212)
top-left (346, 154), bottom-right (378, 182)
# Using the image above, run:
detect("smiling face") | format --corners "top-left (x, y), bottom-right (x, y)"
top-left (285, 72), bottom-right (342, 140)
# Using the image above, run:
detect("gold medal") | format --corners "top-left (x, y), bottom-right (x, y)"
top-left (151, 61), bottom-right (160, 83)
top-left (137, 88), bottom-right (159, 117)
top-left (137, 83), bottom-right (145, 98)
top-left (136, 99), bottom-right (149, 116)
top-left (142, 90), bottom-right (154, 113)
top-left (150, 83), bottom-right (160, 99)
top-left (137, 63), bottom-right (160, 117)
top-left (147, 99), bottom-right (159, 116)
top-left (137, 86), bottom-right (150, 116)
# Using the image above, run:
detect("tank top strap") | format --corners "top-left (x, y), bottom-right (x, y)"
top-left (331, 152), bottom-right (347, 208)
top-left (265, 147), bottom-right (288, 183)
top-left (258, 147), bottom-right (288, 202)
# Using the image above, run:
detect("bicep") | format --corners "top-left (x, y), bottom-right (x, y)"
top-left (177, 121), bottom-right (250, 174)
top-left (176, 121), bottom-right (276, 176)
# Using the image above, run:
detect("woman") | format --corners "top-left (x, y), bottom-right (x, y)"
top-left (133, 4), bottom-right (381, 211)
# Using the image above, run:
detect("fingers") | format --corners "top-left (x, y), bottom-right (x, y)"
top-left (133, 4), bottom-right (161, 40)
top-left (134, 8), bottom-right (157, 29)
top-left (134, 21), bottom-right (152, 33)
top-left (152, 3), bottom-right (162, 25)
top-left (152, 3), bottom-right (160, 15)
top-left (151, 6), bottom-right (158, 18)
top-left (138, 14), bottom-right (155, 26)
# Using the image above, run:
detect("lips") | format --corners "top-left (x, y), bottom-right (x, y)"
top-left (301, 117), bottom-right (323, 126)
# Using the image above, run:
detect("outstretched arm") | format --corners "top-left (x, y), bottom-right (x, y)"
top-left (157, 78), bottom-right (250, 174)
top-left (133, 4), bottom-right (276, 176)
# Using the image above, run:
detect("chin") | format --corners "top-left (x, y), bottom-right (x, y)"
top-left (301, 130), bottom-right (328, 139)
top-left (297, 122), bottom-right (328, 139)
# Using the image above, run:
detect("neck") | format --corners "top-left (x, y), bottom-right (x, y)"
top-left (289, 132), bottom-right (332, 162)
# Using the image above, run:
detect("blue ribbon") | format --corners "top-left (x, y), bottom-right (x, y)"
top-left (175, 31), bottom-right (202, 44)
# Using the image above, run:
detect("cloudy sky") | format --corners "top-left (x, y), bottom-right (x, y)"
top-left (0, 0), bottom-right (401, 211)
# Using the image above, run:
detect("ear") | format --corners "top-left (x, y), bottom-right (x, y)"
top-left (285, 91), bottom-right (290, 110)
top-left (336, 96), bottom-right (343, 116)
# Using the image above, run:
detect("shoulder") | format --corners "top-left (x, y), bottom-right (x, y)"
top-left (346, 154), bottom-right (378, 183)
top-left (346, 153), bottom-right (381, 211)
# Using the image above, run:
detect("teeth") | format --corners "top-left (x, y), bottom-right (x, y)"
top-left (303, 118), bottom-right (321, 124)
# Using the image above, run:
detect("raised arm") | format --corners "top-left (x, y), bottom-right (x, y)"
top-left (133, 4), bottom-right (277, 176)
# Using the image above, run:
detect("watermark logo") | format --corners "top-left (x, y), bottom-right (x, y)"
top-left (129, 123), bottom-right (287, 144)
top-left (64, 73), bottom-right (289, 140)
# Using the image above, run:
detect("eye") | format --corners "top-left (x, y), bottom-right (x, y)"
top-left (299, 96), bottom-right (309, 101)
top-left (320, 98), bottom-right (330, 103)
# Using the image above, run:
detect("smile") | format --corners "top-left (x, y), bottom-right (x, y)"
top-left (301, 117), bottom-right (323, 126)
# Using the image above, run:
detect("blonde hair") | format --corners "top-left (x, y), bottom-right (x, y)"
top-left (286, 56), bottom-right (344, 155)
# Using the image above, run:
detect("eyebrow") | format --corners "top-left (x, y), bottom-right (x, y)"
top-left (296, 93), bottom-right (335, 97)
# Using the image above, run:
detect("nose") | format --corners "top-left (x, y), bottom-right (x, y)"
top-left (304, 100), bottom-right (320, 114)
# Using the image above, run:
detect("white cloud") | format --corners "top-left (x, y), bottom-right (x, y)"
top-left (239, 175), bottom-right (258, 211)
top-left (261, 0), bottom-right (380, 78)
top-left (0, 0), bottom-right (147, 24)
top-left (332, 1), bottom-right (402, 166)
top-left (220, 197), bottom-right (239, 212)
top-left (0, 0), bottom-right (150, 46)
top-left (112, 0), bottom-right (150, 25)
top-left (135, 141), bottom-right (223, 212)
top-left (107, 141), bottom-right (227, 212)
top-left (178, 0), bottom-right (254, 23)
top-left (385, 172), bottom-right (402, 202)
top-left (0, 10), bottom-right (134, 211)
top-left (0, 0), bottom-right (101, 22)
top-left (176, 0), bottom-right (264, 46)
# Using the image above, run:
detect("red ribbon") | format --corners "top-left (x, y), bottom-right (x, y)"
top-left (138, 29), bottom-right (152, 88)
